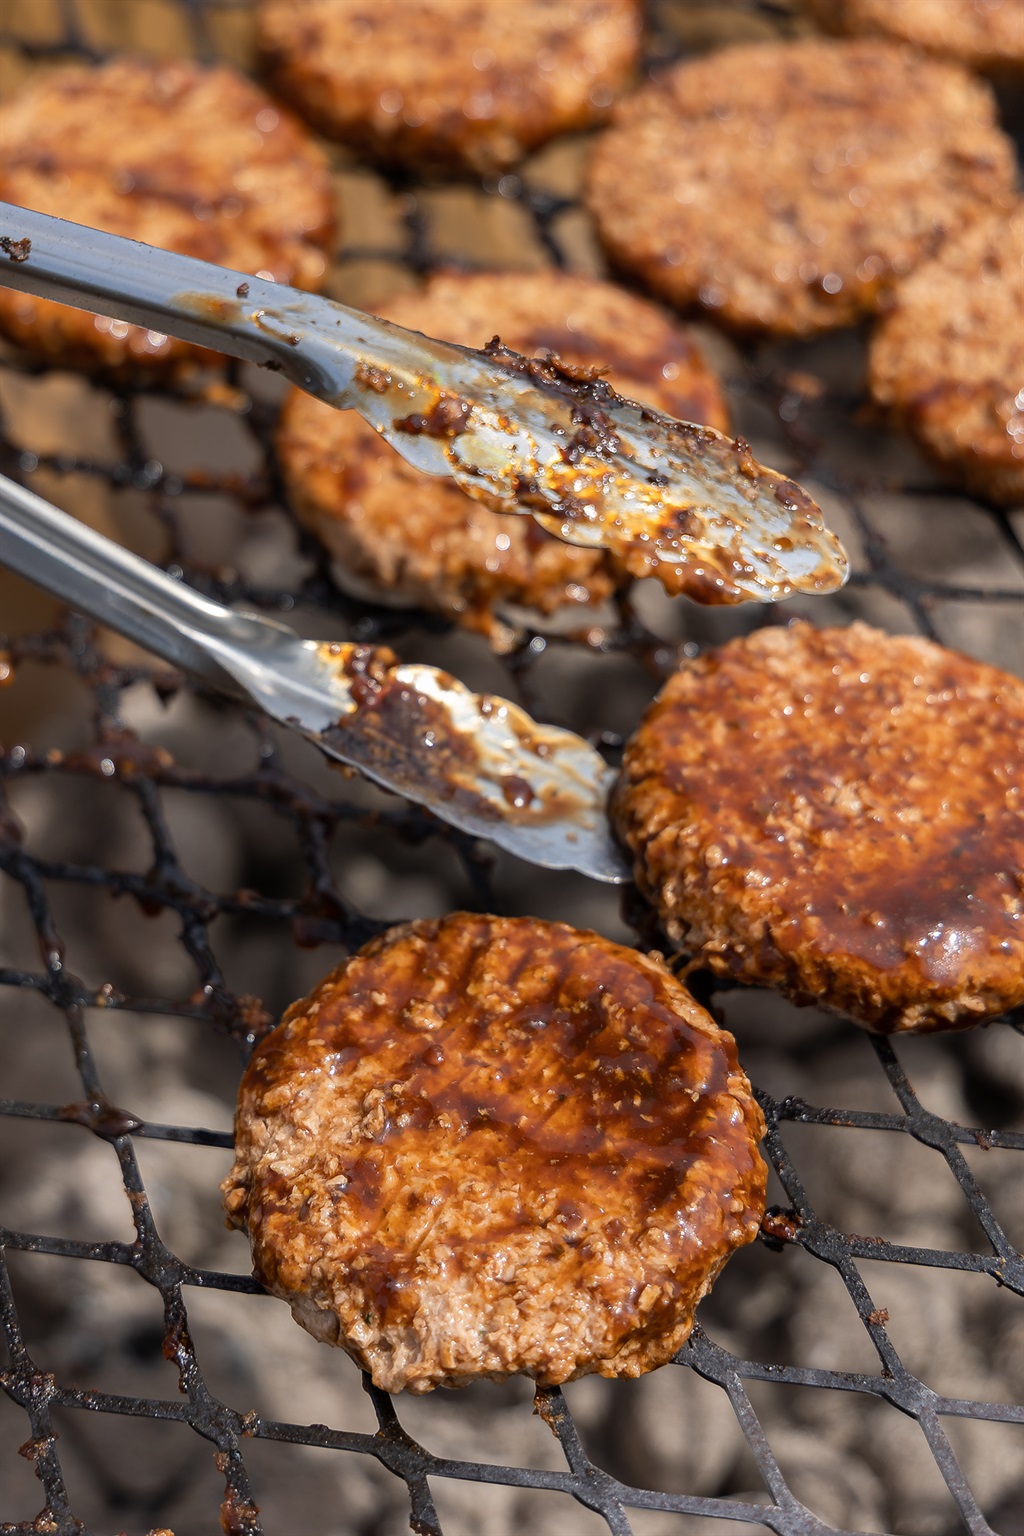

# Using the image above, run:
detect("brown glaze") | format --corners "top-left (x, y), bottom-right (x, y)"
top-left (392, 392), bottom-right (473, 439)
top-left (0, 58), bottom-right (334, 376)
top-left (315, 641), bottom-right (601, 829)
top-left (223, 914), bottom-right (766, 1392)
top-left (58, 1099), bottom-right (143, 1140)
top-left (613, 622), bottom-right (1024, 1033)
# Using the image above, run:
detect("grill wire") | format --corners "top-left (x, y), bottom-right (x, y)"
top-left (0, 2), bottom-right (1022, 1533)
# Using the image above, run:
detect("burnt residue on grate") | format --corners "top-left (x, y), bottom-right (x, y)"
top-left (1, 2), bottom-right (1023, 1534)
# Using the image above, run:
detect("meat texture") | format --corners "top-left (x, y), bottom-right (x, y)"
top-left (808, 0), bottom-right (1024, 76)
top-left (223, 913), bottom-right (767, 1392)
top-left (869, 201), bottom-right (1024, 508)
top-left (586, 37), bottom-right (1017, 335)
top-left (612, 622), bottom-right (1024, 1033)
top-left (277, 268), bottom-right (729, 642)
top-left (0, 58), bottom-right (335, 375)
top-left (257, 0), bottom-right (641, 174)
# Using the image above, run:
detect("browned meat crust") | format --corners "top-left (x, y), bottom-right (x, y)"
top-left (222, 913), bottom-right (766, 1393)
top-left (277, 268), bottom-right (729, 640)
top-left (257, 0), bottom-right (641, 174)
top-left (868, 202), bottom-right (1024, 508)
top-left (612, 622), bottom-right (1024, 1033)
top-left (808, 0), bottom-right (1024, 77)
top-left (0, 58), bottom-right (335, 376)
top-left (586, 38), bottom-right (1017, 336)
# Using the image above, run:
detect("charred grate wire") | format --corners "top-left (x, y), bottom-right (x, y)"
top-left (0, 2), bottom-right (1022, 1534)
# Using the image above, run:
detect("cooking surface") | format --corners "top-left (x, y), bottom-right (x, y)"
top-left (0, 2), bottom-right (1022, 1534)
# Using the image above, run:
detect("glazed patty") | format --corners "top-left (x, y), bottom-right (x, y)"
top-left (0, 58), bottom-right (335, 375)
top-left (222, 913), bottom-right (766, 1393)
top-left (257, 0), bottom-right (641, 174)
top-left (586, 37), bottom-right (1017, 336)
top-left (276, 268), bottom-right (729, 640)
top-left (868, 201), bottom-right (1024, 508)
top-left (808, 0), bottom-right (1024, 76)
top-left (612, 622), bottom-right (1024, 1033)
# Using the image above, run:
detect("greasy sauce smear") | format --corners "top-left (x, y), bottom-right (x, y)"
top-left (475, 339), bottom-right (848, 605)
top-left (393, 391), bottom-right (473, 438)
top-left (316, 642), bottom-right (600, 827)
top-left (173, 288), bottom-right (847, 604)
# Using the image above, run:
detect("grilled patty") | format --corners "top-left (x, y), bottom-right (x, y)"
top-left (276, 268), bottom-right (729, 641)
top-left (222, 913), bottom-right (766, 1392)
top-left (868, 201), bottom-right (1024, 508)
top-left (257, 0), bottom-right (641, 174)
top-left (808, 0), bottom-right (1024, 76)
top-left (586, 37), bottom-right (1017, 336)
top-left (0, 58), bottom-right (335, 376)
top-left (612, 622), bottom-right (1024, 1033)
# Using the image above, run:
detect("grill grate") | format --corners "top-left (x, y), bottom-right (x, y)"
top-left (1, 3), bottom-right (1022, 1534)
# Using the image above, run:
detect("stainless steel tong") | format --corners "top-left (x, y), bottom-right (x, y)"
top-left (0, 475), bottom-right (629, 883)
top-left (0, 204), bottom-right (849, 605)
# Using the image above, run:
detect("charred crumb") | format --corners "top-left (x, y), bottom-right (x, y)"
top-left (537, 349), bottom-right (608, 383)
top-left (483, 336), bottom-right (622, 438)
top-left (760, 1206), bottom-right (804, 1249)
top-left (0, 236), bottom-right (31, 263)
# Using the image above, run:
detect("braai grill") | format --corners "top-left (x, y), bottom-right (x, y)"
top-left (1, 3), bottom-right (1021, 1535)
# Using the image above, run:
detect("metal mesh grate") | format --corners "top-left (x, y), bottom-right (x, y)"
top-left (1, 3), bottom-right (1022, 1533)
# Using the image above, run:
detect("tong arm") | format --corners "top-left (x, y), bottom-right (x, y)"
top-left (0, 474), bottom-right (269, 692)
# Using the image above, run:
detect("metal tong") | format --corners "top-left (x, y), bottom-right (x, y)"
top-left (0, 204), bottom-right (849, 605)
top-left (0, 476), bottom-right (629, 883)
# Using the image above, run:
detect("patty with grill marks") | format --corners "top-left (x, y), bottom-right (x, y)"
top-left (808, 0), bottom-right (1024, 76)
top-left (612, 623), bottom-right (1024, 1033)
top-left (257, 0), bottom-right (641, 175)
top-left (276, 268), bottom-right (729, 642)
top-left (586, 37), bottom-right (1017, 336)
top-left (0, 58), bottom-right (335, 376)
top-left (222, 913), bottom-right (767, 1393)
top-left (868, 201), bottom-right (1024, 509)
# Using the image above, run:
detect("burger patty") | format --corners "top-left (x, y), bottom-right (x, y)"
top-left (276, 268), bottom-right (729, 640)
top-left (0, 58), bottom-right (335, 376)
top-left (586, 37), bottom-right (1017, 336)
top-left (257, 0), bottom-right (641, 174)
top-left (808, 0), bottom-right (1024, 76)
top-left (222, 913), bottom-right (767, 1393)
top-left (868, 201), bottom-right (1024, 509)
top-left (612, 622), bottom-right (1024, 1033)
